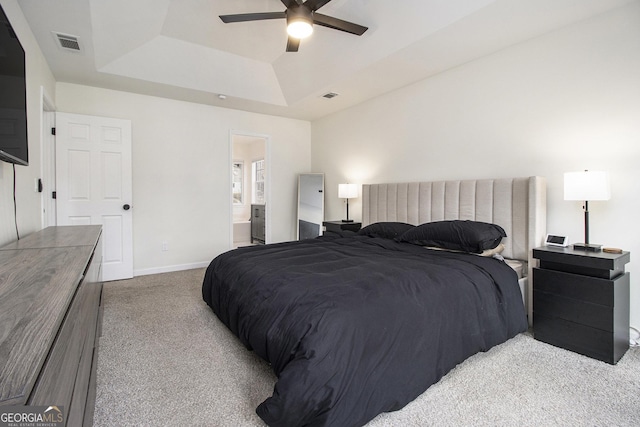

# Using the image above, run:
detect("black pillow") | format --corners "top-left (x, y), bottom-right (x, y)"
top-left (396, 220), bottom-right (506, 253)
top-left (357, 222), bottom-right (416, 239)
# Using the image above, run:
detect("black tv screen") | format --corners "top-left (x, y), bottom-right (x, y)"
top-left (0, 4), bottom-right (28, 166)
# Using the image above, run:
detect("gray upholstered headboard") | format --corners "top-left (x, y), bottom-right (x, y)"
top-left (362, 176), bottom-right (546, 325)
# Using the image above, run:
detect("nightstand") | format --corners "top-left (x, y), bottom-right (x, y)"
top-left (322, 221), bottom-right (362, 233)
top-left (532, 246), bottom-right (630, 364)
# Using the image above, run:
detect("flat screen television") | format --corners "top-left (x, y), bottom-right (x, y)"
top-left (0, 4), bottom-right (28, 166)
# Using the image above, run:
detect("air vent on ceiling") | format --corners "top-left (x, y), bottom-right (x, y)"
top-left (53, 32), bottom-right (82, 52)
top-left (322, 92), bottom-right (339, 99)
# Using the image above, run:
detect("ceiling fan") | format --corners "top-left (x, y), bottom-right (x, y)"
top-left (219, 0), bottom-right (368, 52)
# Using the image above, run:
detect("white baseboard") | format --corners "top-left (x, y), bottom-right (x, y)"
top-left (134, 261), bottom-right (210, 277)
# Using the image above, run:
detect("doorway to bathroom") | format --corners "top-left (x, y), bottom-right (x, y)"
top-left (231, 132), bottom-right (269, 248)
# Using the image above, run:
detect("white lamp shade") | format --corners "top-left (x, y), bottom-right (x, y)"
top-left (338, 183), bottom-right (358, 199)
top-left (564, 171), bottom-right (610, 201)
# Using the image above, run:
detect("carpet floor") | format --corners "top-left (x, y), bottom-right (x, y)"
top-left (94, 268), bottom-right (640, 426)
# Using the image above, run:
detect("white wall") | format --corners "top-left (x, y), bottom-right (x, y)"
top-left (0, 0), bottom-right (56, 247)
top-left (311, 4), bottom-right (640, 328)
top-left (56, 83), bottom-right (310, 275)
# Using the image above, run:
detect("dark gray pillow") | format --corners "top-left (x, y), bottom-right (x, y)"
top-left (396, 220), bottom-right (506, 253)
top-left (357, 222), bottom-right (415, 240)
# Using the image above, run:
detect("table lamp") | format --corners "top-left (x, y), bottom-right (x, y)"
top-left (338, 183), bottom-right (358, 223)
top-left (564, 170), bottom-right (610, 251)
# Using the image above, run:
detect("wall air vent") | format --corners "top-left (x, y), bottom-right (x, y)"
top-left (53, 32), bottom-right (82, 52)
top-left (322, 92), bottom-right (339, 99)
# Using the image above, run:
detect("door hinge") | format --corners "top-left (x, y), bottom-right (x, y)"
top-left (51, 127), bottom-right (56, 135)
top-left (52, 191), bottom-right (57, 199)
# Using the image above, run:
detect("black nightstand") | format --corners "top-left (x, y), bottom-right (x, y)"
top-left (323, 221), bottom-right (362, 233)
top-left (532, 246), bottom-right (630, 364)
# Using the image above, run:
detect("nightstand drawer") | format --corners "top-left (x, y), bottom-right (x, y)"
top-left (534, 314), bottom-right (618, 364)
top-left (533, 268), bottom-right (616, 306)
top-left (533, 290), bottom-right (613, 331)
top-left (323, 221), bottom-right (361, 233)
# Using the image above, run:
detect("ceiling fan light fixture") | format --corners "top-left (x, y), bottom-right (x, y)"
top-left (286, 6), bottom-right (314, 39)
top-left (220, 0), bottom-right (368, 52)
top-left (287, 19), bottom-right (313, 39)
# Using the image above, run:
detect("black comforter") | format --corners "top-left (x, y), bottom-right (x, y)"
top-left (202, 233), bottom-right (527, 427)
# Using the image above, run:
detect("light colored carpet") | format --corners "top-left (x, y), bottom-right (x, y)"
top-left (94, 268), bottom-right (640, 427)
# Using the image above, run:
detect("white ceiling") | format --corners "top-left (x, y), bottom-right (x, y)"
top-left (17, 0), bottom-right (633, 121)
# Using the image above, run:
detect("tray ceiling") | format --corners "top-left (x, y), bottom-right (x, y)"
top-left (17, 0), bottom-right (633, 120)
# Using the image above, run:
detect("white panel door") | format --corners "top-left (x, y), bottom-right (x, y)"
top-left (56, 112), bottom-right (133, 281)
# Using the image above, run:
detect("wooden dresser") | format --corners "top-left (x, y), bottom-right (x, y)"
top-left (0, 226), bottom-right (103, 426)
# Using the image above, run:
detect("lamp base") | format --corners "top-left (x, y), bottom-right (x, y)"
top-left (341, 219), bottom-right (354, 223)
top-left (572, 243), bottom-right (603, 252)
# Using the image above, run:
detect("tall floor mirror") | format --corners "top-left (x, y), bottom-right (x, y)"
top-left (297, 174), bottom-right (324, 240)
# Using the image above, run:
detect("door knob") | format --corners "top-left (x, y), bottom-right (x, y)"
top-left (123, 204), bottom-right (131, 211)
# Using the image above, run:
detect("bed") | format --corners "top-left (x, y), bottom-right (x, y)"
top-left (202, 176), bottom-right (546, 427)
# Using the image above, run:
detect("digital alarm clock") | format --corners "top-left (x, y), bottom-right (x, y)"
top-left (545, 234), bottom-right (569, 247)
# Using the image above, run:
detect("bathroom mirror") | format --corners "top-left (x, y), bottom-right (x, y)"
top-left (297, 174), bottom-right (324, 240)
top-left (232, 161), bottom-right (243, 204)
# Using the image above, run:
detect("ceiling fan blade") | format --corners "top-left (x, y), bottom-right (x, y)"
top-left (281, 0), bottom-right (303, 7)
top-left (286, 36), bottom-right (300, 52)
top-left (313, 13), bottom-right (368, 36)
top-left (304, 0), bottom-right (333, 12)
top-left (219, 12), bottom-right (286, 23)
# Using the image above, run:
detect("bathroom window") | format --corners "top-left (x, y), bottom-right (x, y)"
top-left (253, 159), bottom-right (265, 204)
top-left (232, 161), bottom-right (243, 204)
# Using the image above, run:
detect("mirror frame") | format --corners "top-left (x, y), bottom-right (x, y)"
top-left (297, 173), bottom-right (325, 240)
